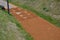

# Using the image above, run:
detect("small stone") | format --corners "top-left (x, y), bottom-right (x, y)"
top-left (19, 15), bottom-right (23, 17)
top-left (23, 17), bottom-right (27, 19)
top-left (16, 12), bottom-right (21, 15)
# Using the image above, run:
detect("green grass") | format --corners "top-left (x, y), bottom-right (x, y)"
top-left (55, 0), bottom-right (60, 2)
top-left (0, 10), bottom-right (33, 40)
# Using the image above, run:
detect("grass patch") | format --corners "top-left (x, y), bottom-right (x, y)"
top-left (0, 10), bottom-right (33, 40)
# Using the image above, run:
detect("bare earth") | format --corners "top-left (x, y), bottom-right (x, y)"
top-left (10, 7), bottom-right (60, 40)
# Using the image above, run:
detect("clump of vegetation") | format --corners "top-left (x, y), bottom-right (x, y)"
top-left (0, 5), bottom-right (5, 10)
top-left (43, 7), bottom-right (49, 12)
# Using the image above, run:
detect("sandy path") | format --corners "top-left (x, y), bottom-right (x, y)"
top-left (9, 7), bottom-right (60, 40)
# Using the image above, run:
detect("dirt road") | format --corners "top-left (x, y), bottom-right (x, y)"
top-left (9, 7), bottom-right (60, 40)
top-left (0, 0), bottom-right (60, 40)
top-left (1, 0), bottom-right (59, 40)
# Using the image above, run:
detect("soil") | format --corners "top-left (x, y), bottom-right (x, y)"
top-left (10, 7), bottom-right (60, 40)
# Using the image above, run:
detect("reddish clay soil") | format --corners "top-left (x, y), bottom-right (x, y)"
top-left (10, 7), bottom-right (60, 40)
